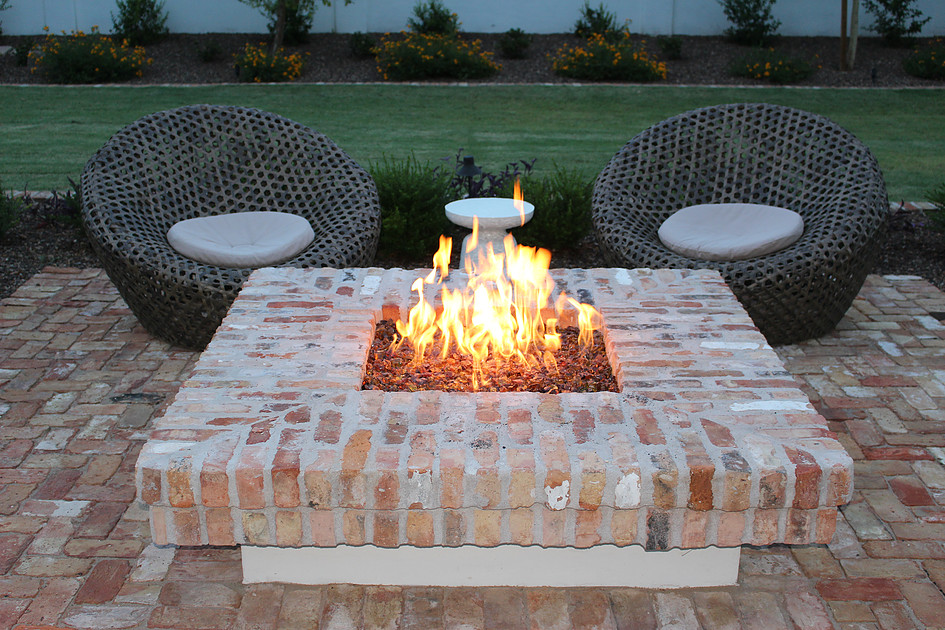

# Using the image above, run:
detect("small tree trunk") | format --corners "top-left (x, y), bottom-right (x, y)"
top-left (847, 0), bottom-right (859, 70)
top-left (271, 0), bottom-right (288, 55)
top-left (841, 0), bottom-right (849, 70)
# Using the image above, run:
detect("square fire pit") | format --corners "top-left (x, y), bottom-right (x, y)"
top-left (136, 267), bottom-right (852, 587)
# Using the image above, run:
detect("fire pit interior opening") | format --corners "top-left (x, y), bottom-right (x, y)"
top-left (361, 229), bottom-right (619, 394)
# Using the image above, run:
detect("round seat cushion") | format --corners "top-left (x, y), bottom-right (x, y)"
top-left (167, 211), bottom-right (315, 268)
top-left (658, 203), bottom-right (804, 262)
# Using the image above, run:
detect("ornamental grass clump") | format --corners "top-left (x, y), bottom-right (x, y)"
top-left (29, 26), bottom-right (151, 84)
top-left (903, 38), bottom-right (945, 80)
top-left (512, 167), bottom-right (593, 251)
top-left (234, 42), bottom-right (305, 82)
top-left (370, 155), bottom-right (453, 260)
top-left (375, 32), bottom-right (500, 81)
top-left (730, 48), bottom-right (818, 84)
top-left (551, 32), bottom-right (667, 82)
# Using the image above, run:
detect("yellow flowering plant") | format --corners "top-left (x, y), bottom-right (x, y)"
top-left (233, 42), bottom-right (306, 82)
top-left (903, 38), bottom-right (945, 80)
top-left (375, 32), bottom-right (500, 81)
top-left (29, 26), bottom-right (151, 84)
top-left (551, 31), bottom-right (666, 82)
top-left (729, 48), bottom-right (818, 85)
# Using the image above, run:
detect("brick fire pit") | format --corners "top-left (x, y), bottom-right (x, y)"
top-left (136, 267), bottom-right (853, 586)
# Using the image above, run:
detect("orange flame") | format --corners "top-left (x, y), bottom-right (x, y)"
top-left (392, 208), bottom-right (602, 390)
top-left (513, 177), bottom-right (525, 226)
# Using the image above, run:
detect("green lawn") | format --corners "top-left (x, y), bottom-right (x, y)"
top-left (1, 84), bottom-right (942, 200)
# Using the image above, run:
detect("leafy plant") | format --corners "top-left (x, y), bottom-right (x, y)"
top-left (441, 149), bottom-right (536, 200)
top-left (552, 31), bottom-right (667, 82)
top-left (407, 0), bottom-right (460, 36)
top-left (375, 32), bottom-right (500, 81)
top-left (863, 0), bottom-right (930, 46)
top-left (573, 2), bottom-right (620, 41)
top-left (350, 31), bottom-right (376, 58)
top-left (498, 27), bottom-right (531, 59)
top-left (13, 38), bottom-right (34, 66)
top-left (111, 0), bottom-right (169, 46)
top-left (926, 182), bottom-right (945, 231)
top-left (370, 155), bottom-right (453, 260)
top-left (46, 177), bottom-right (83, 227)
top-left (719, 0), bottom-right (781, 46)
top-left (267, 0), bottom-right (312, 46)
top-left (0, 182), bottom-right (23, 241)
top-left (237, 0), bottom-right (349, 54)
top-left (657, 35), bottom-right (683, 60)
top-left (0, 0), bottom-right (10, 37)
top-left (197, 39), bottom-right (224, 62)
top-left (29, 26), bottom-right (151, 84)
top-left (234, 42), bottom-right (305, 82)
top-left (511, 167), bottom-right (592, 250)
top-left (904, 38), bottom-right (945, 79)
top-left (730, 47), bottom-right (817, 84)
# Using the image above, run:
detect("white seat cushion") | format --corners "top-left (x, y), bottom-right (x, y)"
top-left (658, 203), bottom-right (804, 262)
top-left (167, 211), bottom-right (315, 268)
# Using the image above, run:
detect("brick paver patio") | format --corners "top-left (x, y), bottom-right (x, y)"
top-left (1, 267), bottom-right (944, 629)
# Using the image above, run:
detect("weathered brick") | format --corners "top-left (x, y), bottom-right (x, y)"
top-left (888, 475), bottom-right (935, 506)
top-left (816, 578), bottom-right (902, 601)
top-left (73, 559), bottom-right (131, 605)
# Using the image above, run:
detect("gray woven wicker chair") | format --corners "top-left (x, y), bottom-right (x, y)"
top-left (82, 104), bottom-right (381, 350)
top-left (592, 103), bottom-right (887, 345)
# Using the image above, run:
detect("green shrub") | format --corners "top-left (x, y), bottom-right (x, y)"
top-left (375, 32), bottom-right (500, 81)
top-left (407, 0), bottom-right (460, 36)
top-left (29, 26), bottom-right (151, 84)
top-left (657, 35), bottom-right (683, 60)
top-left (111, 0), bottom-right (169, 46)
top-left (46, 177), bottom-right (83, 227)
top-left (441, 150), bottom-right (535, 200)
top-left (234, 42), bottom-right (305, 82)
top-left (350, 31), bottom-right (376, 58)
top-left (370, 156), bottom-right (453, 260)
top-left (268, 0), bottom-right (312, 46)
top-left (552, 32), bottom-right (667, 82)
top-left (512, 168), bottom-right (592, 251)
top-left (0, 183), bottom-right (22, 241)
top-left (730, 48), bottom-right (817, 84)
top-left (719, 0), bottom-right (781, 46)
top-left (926, 182), bottom-right (945, 231)
top-left (863, 0), bottom-right (930, 46)
top-left (498, 28), bottom-right (532, 59)
top-left (903, 38), bottom-right (945, 79)
top-left (197, 39), bottom-right (224, 62)
top-left (0, 0), bottom-right (11, 38)
top-left (573, 2), bottom-right (620, 41)
top-left (13, 38), bottom-right (34, 67)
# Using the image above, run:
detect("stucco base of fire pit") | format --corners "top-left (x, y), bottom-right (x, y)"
top-left (136, 267), bottom-right (853, 587)
top-left (242, 544), bottom-right (740, 587)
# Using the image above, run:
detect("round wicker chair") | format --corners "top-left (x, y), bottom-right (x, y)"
top-left (592, 103), bottom-right (888, 345)
top-left (82, 104), bottom-right (381, 350)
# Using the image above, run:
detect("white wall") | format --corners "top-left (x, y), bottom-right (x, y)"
top-left (2, 0), bottom-right (943, 37)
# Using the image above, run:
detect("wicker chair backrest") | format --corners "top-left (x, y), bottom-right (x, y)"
top-left (83, 104), bottom-right (380, 270)
top-left (593, 102), bottom-right (887, 271)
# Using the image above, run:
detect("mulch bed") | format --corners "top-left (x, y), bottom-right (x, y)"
top-left (363, 319), bottom-right (617, 393)
top-left (2, 32), bottom-right (942, 88)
